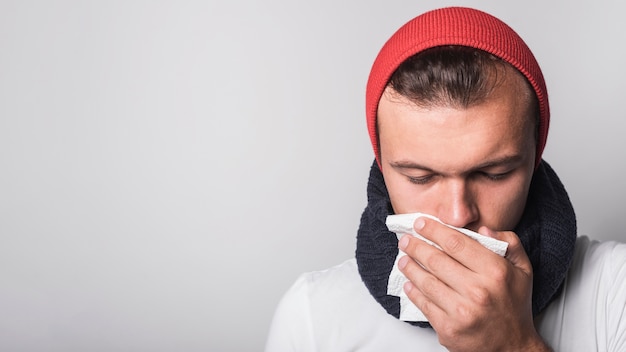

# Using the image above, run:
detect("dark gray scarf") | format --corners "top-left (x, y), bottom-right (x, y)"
top-left (355, 159), bottom-right (577, 327)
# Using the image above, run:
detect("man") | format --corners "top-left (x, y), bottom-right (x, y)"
top-left (265, 7), bottom-right (626, 351)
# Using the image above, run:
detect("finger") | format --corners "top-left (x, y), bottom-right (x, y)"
top-left (414, 217), bottom-right (503, 274)
top-left (403, 280), bottom-right (449, 323)
top-left (398, 252), bottom-right (458, 319)
top-left (398, 235), bottom-right (472, 305)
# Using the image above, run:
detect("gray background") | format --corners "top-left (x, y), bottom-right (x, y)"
top-left (1, 0), bottom-right (624, 351)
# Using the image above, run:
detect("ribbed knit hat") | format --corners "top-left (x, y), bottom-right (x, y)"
top-left (366, 6), bottom-right (549, 168)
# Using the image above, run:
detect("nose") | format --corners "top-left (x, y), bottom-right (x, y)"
top-left (437, 179), bottom-right (479, 229)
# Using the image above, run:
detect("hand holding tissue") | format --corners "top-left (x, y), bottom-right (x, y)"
top-left (385, 213), bottom-right (509, 322)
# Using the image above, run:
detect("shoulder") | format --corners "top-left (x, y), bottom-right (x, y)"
top-left (265, 259), bottom-right (372, 351)
top-left (568, 235), bottom-right (626, 286)
top-left (580, 235), bottom-right (626, 263)
top-left (265, 259), bottom-right (446, 352)
top-left (296, 258), bottom-right (360, 285)
top-left (297, 259), bottom-right (364, 296)
top-left (269, 259), bottom-right (364, 310)
top-left (271, 259), bottom-right (376, 328)
top-left (536, 236), bottom-right (626, 351)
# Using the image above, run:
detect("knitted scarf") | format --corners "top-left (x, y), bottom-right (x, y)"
top-left (355, 159), bottom-right (577, 327)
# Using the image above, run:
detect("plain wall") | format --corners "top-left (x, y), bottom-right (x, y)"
top-left (1, 0), bottom-right (625, 351)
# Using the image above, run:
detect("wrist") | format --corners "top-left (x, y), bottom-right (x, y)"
top-left (511, 332), bottom-right (552, 352)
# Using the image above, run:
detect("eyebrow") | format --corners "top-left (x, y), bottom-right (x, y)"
top-left (389, 155), bottom-right (524, 174)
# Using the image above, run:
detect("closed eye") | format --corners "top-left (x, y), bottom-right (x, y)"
top-left (480, 171), bottom-right (511, 181)
top-left (407, 175), bottom-right (435, 185)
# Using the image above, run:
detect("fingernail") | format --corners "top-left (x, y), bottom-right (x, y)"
top-left (404, 281), bottom-right (413, 293)
top-left (398, 235), bottom-right (409, 249)
top-left (478, 226), bottom-right (495, 238)
top-left (414, 217), bottom-right (425, 230)
top-left (398, 255), bottom-right (408, 270)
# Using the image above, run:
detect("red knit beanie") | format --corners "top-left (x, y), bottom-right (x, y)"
top-left (366, 7), bottom-right (549, 168)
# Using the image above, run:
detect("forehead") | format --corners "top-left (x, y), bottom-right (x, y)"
top-left (377, 67), bottom-right (536, 170)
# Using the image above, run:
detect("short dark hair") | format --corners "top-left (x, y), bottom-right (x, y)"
top-left (378, 45), bottom-right (539, 155)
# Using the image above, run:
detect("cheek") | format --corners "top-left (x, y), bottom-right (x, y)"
top-left (383, 172), bottom-right (428, 214)
top-left (384, 173), bottom-right (451, 216)
top-left (473, 176), bottom-right (531, 230)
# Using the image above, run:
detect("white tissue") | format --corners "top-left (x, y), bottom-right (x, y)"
top-left (385, 213), bottom-right (509, 322)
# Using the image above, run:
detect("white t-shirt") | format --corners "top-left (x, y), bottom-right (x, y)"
top-left (265, 236), bottom-right (626, 351)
